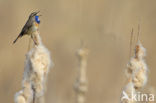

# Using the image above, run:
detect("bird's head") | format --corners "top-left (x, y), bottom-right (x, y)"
top-left (29, 11), bottom-right (40, 17)
top-left (29, 11), bottom-right (41, 24)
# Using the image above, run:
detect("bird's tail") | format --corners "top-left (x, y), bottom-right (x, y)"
top-left (13, 34), bottom-right (21, 44)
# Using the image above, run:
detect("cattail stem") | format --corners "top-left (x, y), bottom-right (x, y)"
top-left (74, 47), bottom-right (89, 103)
top-left (32, 86), bottom-right (36, 103)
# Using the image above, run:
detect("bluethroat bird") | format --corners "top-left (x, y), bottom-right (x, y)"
top-left (13, 11), bottom-right (41, 44)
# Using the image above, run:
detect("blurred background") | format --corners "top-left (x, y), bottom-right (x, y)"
top-left (0, 0), bottom-right (156, 103)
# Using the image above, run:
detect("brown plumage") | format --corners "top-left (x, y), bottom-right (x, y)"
top-left (13, 11), bottom-right (40, 44)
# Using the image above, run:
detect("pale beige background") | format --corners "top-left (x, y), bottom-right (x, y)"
top-left (0, 0), bottom-right (156, 103)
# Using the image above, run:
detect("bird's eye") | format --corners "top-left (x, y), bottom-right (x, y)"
top-left (35, 16), bottom-right (40, 24)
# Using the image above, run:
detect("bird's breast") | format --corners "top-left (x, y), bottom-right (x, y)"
top-left (34, 22), bottom-right (39, 28)
top-left (27, 22), bottom-right (38, 35)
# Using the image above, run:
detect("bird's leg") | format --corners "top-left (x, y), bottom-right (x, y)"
top-left (27, 37), bottom-right (32, 51)
top-left (31, 34), bottom-right (38, 45)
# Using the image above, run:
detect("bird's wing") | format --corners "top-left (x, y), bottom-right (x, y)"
top-left (20, 18), bottom-right (33, 35)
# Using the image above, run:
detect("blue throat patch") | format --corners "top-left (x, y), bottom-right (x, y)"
top-left (35, 16), bottom-right (40, 24)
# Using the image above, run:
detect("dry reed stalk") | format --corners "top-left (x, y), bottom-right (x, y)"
top-left (129, 28), bottom-right (134, 59)
top-left (74, 47), bottom-right (89, 103)
top-left (121, 41), bottom-right (148, 103)
top-left (15, 31), bottom-right (53, 103)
